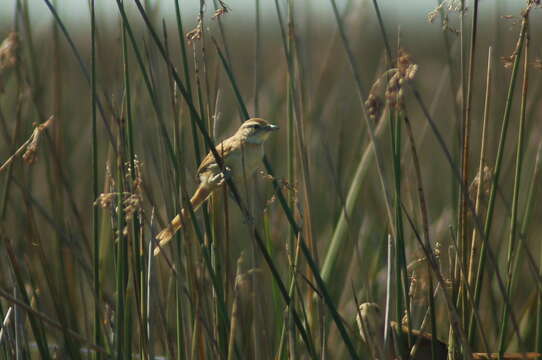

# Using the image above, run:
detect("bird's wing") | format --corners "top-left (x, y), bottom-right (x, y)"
top-left (196, 136), bottom-right (244, 175)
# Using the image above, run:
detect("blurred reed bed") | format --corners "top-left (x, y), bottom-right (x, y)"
top-left (0, 0), bottom-right (541, 359)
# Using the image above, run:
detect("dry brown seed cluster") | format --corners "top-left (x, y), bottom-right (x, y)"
top-left (123, 194), bottom-right (142, 221)
top-left (212, 0), bottom-right (230, 19)
top-left (501, 55), bottom-right (514, 69)
top-left (366, 49), bottom-right (418, 117)
top-left (126, 157), bottom-right (144, 194)
top-left (95, 158), bottom-right (144, 223)
top-left (501, 8), bottom-right (534, 70)
top-left (385, 51), bottom-right (418, 108)
top-left (426, 0), bottom-right (463, 34)
top-left (469, 165), bottom-right (492, 201)
top-left (0, 32), bottom-right (18, 72)
top-left (22, 116), bottom-right (54, 165)
top-left (124, 158), bottom-right (144, 221)
top-left (398, 52), bottom-right (418, 81)
top-left (95, 193), bottom-right (117, 209)
top-left (186, 16), bottom-right (203, 43)
top-left (365, 93), bottom-right (383, 121)
top-left (22, 142), bottom-right (38, 165)
top-left (0, 32), bottom-right (20, 92)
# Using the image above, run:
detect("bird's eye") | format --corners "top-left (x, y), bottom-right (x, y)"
top-left (252, 124), bottom-right (261, 129)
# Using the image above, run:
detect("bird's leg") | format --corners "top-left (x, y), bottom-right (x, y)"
top-left (209, 166), bottom-right (232, 186)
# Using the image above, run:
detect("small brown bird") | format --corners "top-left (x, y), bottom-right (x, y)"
top-left (154, 118), bottom-right (279, 255)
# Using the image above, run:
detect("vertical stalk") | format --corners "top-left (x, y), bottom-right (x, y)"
top-left (458, 0), bottom-right (478, 333)
top-left (122, 15), bottom-right (147, 359)
top-left (467, 47), bottom-right (492, 287)
top-left (90, 1), bottom-right (102, 358)
top-left (403, 113), bottom-right (437, 360)
top-left (451, 6), bottom-right (467, 355)
top-left (497, 23), bottom-right (529, 359)
top-left (115, 147), bottom-right (126, 359)
top-left (391, 110), bottom-right (411, 357)
top-left (173, 99), bottom-right (186, 360)
top-left (163, 24), bottom-right (187, 360)
top-left (254, 0), bottom-right (261, 117)
top-left (469, 15), bottom-right (528, 342)
top-left (534, 143), bottom-right (542, 352)
top-left (173, 0), bottom-right (202, 163)
top-left (285, 1), bottom-right (297, 356)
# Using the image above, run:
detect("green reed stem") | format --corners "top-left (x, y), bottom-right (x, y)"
top-left (90, 0), bottom-right (101, 359)
top-left (468, 14), bottom-right (528, 343)
top-left (497, 24), bottom-right (529, 359)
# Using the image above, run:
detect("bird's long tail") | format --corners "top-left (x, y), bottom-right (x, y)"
top-left (154, 185), bottom-right (212, 256)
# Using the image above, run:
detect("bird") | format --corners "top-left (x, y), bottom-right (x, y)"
top-left (154, 118), bottom-right (279, 256)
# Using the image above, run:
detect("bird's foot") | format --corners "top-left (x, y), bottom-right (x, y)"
top-left (209, 167), bottom-right (232, 186)
top-left (258, 170), bottom-right (296, 192)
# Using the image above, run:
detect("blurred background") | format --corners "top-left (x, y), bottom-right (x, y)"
top-left (0, 0), bottom-right (541, 358)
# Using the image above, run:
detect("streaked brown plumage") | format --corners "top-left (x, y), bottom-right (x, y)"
top-left (154, 118), bottom-right (279, 255)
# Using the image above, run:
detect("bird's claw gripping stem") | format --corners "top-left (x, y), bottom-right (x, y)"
top-left (210, 166), bottom-right (232, 186)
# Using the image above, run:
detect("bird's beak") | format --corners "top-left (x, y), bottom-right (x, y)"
top-left (266, 124), bottom-right (280, 131)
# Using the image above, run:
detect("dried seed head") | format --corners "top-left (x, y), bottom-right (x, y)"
top-left (186, 16), bottom-right (203, 43)
top-left (126, 156), bottom-right (144, 195)
top-left (98, 158), bottom-right (145, 222)
top-left (125, 158), bottom-right (145, 221)
top-left (426, 1), bottom-right (462, 34)
top-left (0, 33), bottom-right (19, 92)
top-left (123, 193), bottom-right (142, 221)
top-left (212, 1), bottom-right (230, 19)
top-left (401, 311), bottom-right (409, 328)
top-left (446, 0), bottom-right (464, 12)
top-left (22, 138), bottom-right (35, 163)
top-left (434, 241), bottom-right (441, 258)
top-left (501, 55), bottom-right (514, 69)
top-left (22, 144), bottom-right (37, 164)
top-left (356, 303), bottom-right (385, 359)
top-left (366, 49), bottom-right (418, 113)
top-left (469, 165), bottom-right (493, 200)
top-left (384, 72), bottom-right (401, 108)
top-left (0, 32), bottom-right (18, 72)
top-left (397, 49), bottom-right (418, 80)
top-left (22, 116), bottom-right (54, 166)
top-left (384, 50), bottom-right (419, 109)
top-left (409, 272), bottom-right (418, 298)
top-left (397, 50), bottom-right (412, 74)
top-left (105, 162), bottom-right (115, 191)
top-left (365, 93), bottom-right (383, 121)
top-left (95, 193), bottom-right (117, 209)
top-left (405, 64), bottom-right (418, 80)
top-left (426, 5), bottom-right (442, 24)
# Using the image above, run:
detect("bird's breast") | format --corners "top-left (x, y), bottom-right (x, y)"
top-left (227, 143), bottom-right (263, 181)
top-left (198, 143), bottom-right (263, 189)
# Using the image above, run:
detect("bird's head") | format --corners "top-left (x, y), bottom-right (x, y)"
top-left (237, 118), bottom-right (279, 144)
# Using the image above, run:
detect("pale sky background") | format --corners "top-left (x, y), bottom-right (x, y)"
top-left (0, 0), bottom-right (528, 32)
